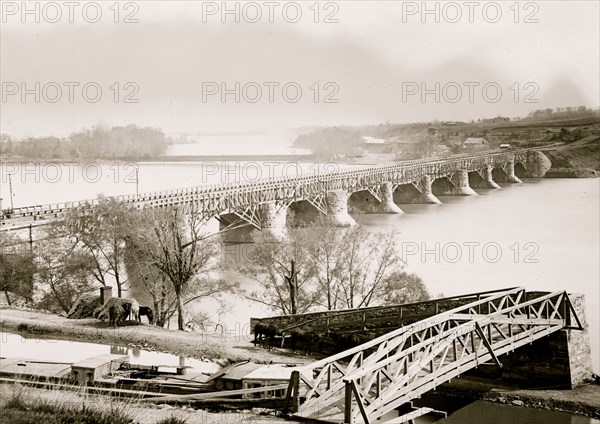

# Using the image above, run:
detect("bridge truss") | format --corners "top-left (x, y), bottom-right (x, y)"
top-left (284, 287), bottom-right (583, 424)
top-left (0, 149), bottom-right (529, 232)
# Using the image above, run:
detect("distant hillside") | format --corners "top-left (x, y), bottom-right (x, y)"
top-left (544, 135), bottom-right (600, 177)
top-left (293, 109), bottom-right (599, 176)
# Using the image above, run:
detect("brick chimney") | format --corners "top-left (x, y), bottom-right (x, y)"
top-left (100, 286), bottom-right (113, 304)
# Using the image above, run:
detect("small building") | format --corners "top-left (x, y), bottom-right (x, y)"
top-left (499, 143), bottom-right (511, 149)
top-left (70, 354), bottom-right (129, 384)
top-left (463, 137), bottom-right (489, 150)
top-left (208, 361), bottom-right (262, 391)
top-left (435, 144), bottom-right (451, 155)
top-left (362, 136), bottom-right (386, 144)
top-left (241, 363), bottom-right (306, 399)
top-left (362, 136), bottom-right (389, 153)
top-left (207, 361), bottom-right (309, 399)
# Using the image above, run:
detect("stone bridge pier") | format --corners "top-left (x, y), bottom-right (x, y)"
top-left (469, 165), bottom-right (501, 189)
top-left (493, 159), bottom-right (523, 184)
top-left (326, 190), bottom-right (357, 226)
top-left (394, 175), bottom-right (442, 204)
top-left (348, 183), bottom-right (404, 214)
top-left (219, 201), bottom-right (288, 243)
top-left (432, 170), bottom-right (478, 196)
top-left (525, 151), bottom-right (552, 177)
top-left (260, 201), bottom-right (287, 239)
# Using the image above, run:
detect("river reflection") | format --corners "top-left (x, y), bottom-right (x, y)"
top-left (1, 332), bottom-right (220, 374)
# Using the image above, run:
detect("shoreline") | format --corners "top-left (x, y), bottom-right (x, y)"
top-left (0, 307), bottom-right (316, 367)
top-left (1, 307), bottom-right (599, 419)
top-left (437, 376), bottom-right (600, 419)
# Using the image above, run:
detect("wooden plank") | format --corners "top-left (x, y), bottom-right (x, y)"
top-left (384, 407), bottom-right (434, 423)
top-left (139, 383), bottom-right (289, 402)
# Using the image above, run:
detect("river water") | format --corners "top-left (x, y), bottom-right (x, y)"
top-left (1, 160), bottom-right (598, 375)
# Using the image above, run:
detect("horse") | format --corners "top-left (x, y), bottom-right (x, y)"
top-left (95, 298), bottom-right (140, 325)
top-left (139, 306), bottom-right (154, 324)
top-left (129, 299), bottom-right (140, 323)
top-left (108, 304), bottom-right (126, 327)
top-left (253, 323), bottom-right (278, 349)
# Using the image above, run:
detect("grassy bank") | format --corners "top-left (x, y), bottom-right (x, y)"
top-left (1, 385), bottom-right (137, 424)
top-left (0, 307), bottom-right (315, 367)
top-left (0, 385), bottom-right (284, 424)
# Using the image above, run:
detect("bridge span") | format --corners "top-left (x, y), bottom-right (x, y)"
top-left (275, 287), bottom-right (591, 424)
top-left (0, 148), bottom-right (550, 238)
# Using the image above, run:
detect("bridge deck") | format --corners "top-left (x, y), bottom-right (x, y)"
top-left (1, 148), bottom-right (538, 231)
top-left (282, 287), bottom-right (582, 424)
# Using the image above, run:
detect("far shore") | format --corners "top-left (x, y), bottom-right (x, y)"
top-left (1, 306), bottom-right (599, 419)
top-left (0, 154), bottom-right (320, 164)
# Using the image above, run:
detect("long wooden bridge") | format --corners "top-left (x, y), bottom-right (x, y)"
top-left (277, 287), bottom-right (587, 423)
top-left (0, 148), bottom-right (546, 236)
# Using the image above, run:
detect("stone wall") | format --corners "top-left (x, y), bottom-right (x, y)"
top-left (467, 293), bottom-right (593, 388)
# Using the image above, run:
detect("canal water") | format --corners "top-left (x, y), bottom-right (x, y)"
top-left (0, 331), bottom-right (220, 375)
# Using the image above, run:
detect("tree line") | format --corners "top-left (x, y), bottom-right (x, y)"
top-left (235, 220), bottom-right (429, 315)
top-left (0, 125), bottom-right (169, 160)
top-left (523, 106), bottom-right (599, 122)
top-left (0, 199), bottom-right (429, 330)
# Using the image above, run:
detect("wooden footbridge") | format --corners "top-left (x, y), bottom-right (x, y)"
top-left (278, 287), bottom-right (584, 423)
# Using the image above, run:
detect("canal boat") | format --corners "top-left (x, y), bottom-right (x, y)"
top-left (0, 353), bottom-right (302, 408)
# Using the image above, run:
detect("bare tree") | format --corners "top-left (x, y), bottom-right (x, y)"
top-left (232, 230), bottom-right (320, 315)
top-left (306, 225), bottom-right (404, 309)
top-left (62, 196), bottom-right (131, 297)
top-left (34, 236), bottom-right (96, 314)
top-left (297, 221), bottom-right (346, 310)
top-left (378, 271), bottom-right (430, 306)
top-left (0, 233), bottom-right (36, 305)
top-left (125, 244), bottom-right (175, 326)
top-left (127, 206), bottom-right (223, 330)
top-left (230, 223), bottom-right (414, 314)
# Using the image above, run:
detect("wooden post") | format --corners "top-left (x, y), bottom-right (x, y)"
top-left (344, 381), bottom-right (353, 424)
top-left (283, 370), bottom-right (300, 415)
top-left (28, 225), bottom-right (33, 254)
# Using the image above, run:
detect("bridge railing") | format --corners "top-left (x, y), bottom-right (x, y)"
top-left (251, 286), bottom-right (525, 337)
top-left (290, 287), bottom-right (525, 411)
top-left (1, 148), bottom-right (532, 220)
top-left (291, 288), bottom-right (582, 423)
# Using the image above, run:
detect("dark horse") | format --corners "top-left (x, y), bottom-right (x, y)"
top-left (139, 306), bottom-right (154, 324)
top-left (109, 304), bottom-right (126, 327)
top-left (253, 323), bottom-right (278, 348)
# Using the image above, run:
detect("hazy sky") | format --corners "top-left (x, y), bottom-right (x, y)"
top-left (1, 0), bottom-right (598, 137)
